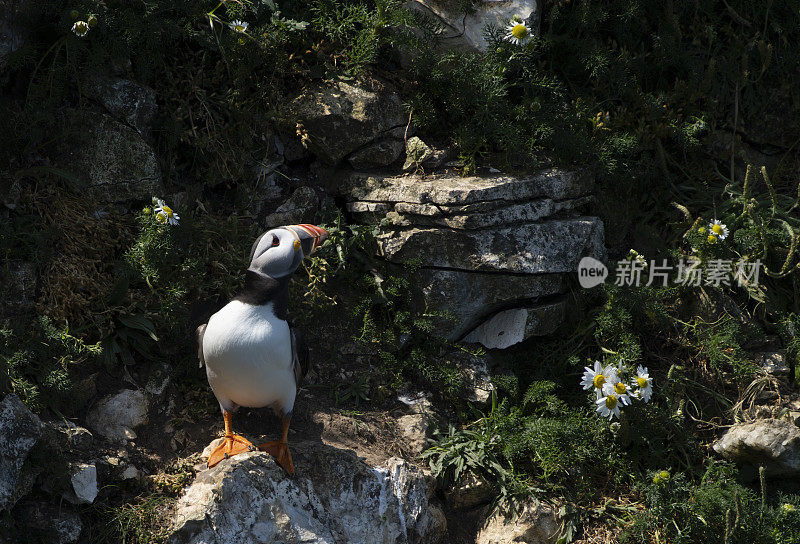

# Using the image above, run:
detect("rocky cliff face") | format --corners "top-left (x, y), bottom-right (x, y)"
top-left (1, 5), bottom-right (602, 539)
top-left (342, 169), bottom-right (605, 348)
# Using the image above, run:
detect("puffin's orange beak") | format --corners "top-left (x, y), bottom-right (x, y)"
top-left (286, 224), bottom-right (329, 255)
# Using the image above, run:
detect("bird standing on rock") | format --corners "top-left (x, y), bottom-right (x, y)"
top-left (196, 224), bottom-right (328, 474)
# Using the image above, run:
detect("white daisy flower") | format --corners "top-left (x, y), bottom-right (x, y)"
top-left (153, 199), bottom-right (180, 226)
top-left (709, 219), bottom-right (729, 240)
top-left (72, 21), bottom-right (90, 37)
top-left (580, 361), bottom-right (618, 399)
top-left (229, 20), bottom-right (248, 33)
top-left (595, 393), bottom-right (622, 419)
top-left (631, 365), bottom-right (653, 402)
top-left (602, 380), bottom-right (632, 407)
top-left (505, 19), bottom-right (531, 45)
top-left (628, 249), bottom-right (647, 267)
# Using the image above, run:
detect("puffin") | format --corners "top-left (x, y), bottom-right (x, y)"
top-left (196, 223), bottom-right (328, 474)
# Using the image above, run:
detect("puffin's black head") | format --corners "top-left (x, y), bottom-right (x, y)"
top-left (248, 224), bottom-right (328, 278)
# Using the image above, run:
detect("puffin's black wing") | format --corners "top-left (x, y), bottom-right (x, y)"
top-left (196, 324), bottom-right (207, 368)
top-left (290, 327), bottom-right (310, 387)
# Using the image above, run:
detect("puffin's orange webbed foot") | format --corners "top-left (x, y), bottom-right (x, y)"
top-left (207, 434), bottom-right (256, 468)
top-left (258, 440), bottom-right (294, 475)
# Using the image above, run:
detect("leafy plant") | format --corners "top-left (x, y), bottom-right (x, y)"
top-left (334, 375), bottom-right (371, 406)
top-left (423, 422), bottom-right (509, 496)
top-left (98, 312), bottom-right (158, 370)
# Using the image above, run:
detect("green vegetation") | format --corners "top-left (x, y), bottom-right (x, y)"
top-left (622, 463), bottom-right (800, 544)
top-left (0, 316), bottom-right (99, 414)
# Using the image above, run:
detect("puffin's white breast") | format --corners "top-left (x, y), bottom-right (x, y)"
top-left (202, 300), bottom-right (296, 412)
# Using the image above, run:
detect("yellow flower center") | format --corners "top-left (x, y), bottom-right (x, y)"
top-left (511, 24), bottom-right (528, 39)
top-left (162, 205), bottom-right (174, 218)
top-left (698, 227), bottom-right (706, 234)
top-left (155, 213), bottom-right (167, 224)
top-left (712, 224), bottom-right (723, 234)
top-left (707, 234), bottom-right (717, 244)
top-left (235, 24), bottom-right (245, 32)
top-left (593, 374), bottom-right (606, 389)
top-left (605, 395), bottom-right (618, 409)
top-left (614, 382), bottom-right (627, 395)
top-left (637, 377), bottom-right (648, 388)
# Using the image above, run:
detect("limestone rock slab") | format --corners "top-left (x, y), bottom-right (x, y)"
top-left (378, 218), bottom-right (605, 274)
top-left (344, 169), bottom-right (594, 206)
top-left (286, 81), bottom-right (407, 165)
top-left (169, 448), bottom-right (445, 544)
top-left (713, 419), bottom-right (800, 476)
top-left (0, 394), bottom-right (42, 511)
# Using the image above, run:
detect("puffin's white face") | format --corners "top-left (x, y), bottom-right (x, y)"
top-left (248, 224), bottom-right (328, 278)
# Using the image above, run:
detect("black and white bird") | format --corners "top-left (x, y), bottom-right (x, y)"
top-left (196, 224), bottom-right (328, 473)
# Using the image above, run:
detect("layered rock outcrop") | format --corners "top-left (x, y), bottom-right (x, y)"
top-left (343, 169), bottom-right (605, 348)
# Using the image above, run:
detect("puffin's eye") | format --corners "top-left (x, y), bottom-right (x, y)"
top-left (271, 236), bottom-right (280, 247)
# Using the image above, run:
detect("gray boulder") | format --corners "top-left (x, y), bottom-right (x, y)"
top-left (67, 462), bottom-right (98, 505)
top-left (0, 394), bottom-right (42, 511)
top-left (402, 137), bottom-right (450, 172)
top-left (342, 169), bottom-right (604, 347)
top-left (86, 76), bottom-right (158, 135)
top-left (86, 389), bottom-right (149, 443)
top-left (286, 81), bottom-right (407, 166)
top-left (169, 447), bottom-right (445, 544)
top-left (403, 0), bottom-right (541, 53)
top-left (476, 501), bottom-right (561, 544)
top-left (16, 501), bottom-right (83, 544)
top-left (60, 112), bottom-right (163, 203)
top-left (262, 186), bottom-right (320, 228)
top-left (713, 419), bottom-right (800, 476)
top-left (349, 138), bottom-right (406, 169)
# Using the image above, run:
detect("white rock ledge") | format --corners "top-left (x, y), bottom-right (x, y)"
top-left (169, 445), bottom-right (445, 544)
